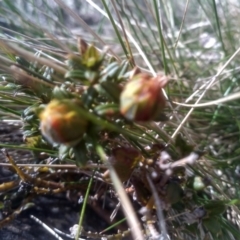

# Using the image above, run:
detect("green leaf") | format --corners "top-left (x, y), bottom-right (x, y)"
top-left (204, 200), bottom-right (226, 217)
top-left (100, 82), bottom-right (121, 102)
top-left (82, 45), bottom-right (102, 69)
top-left (175, 133), bottom-right (194, 156)
top-left (59, 144), bottom-right (70, 161)
top-left (72, 141), bottom-right (89, 167)
top-left (203, 217), bottom-right (223, 237)
top-left (94, 103), bottom-right (119, 116)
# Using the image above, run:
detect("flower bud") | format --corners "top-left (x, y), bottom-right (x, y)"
top-left (120, 73), bottom-right (167, 121)
top-left (39, 99), bottom-right (88, 146)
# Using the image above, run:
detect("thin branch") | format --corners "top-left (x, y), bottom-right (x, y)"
top-left (30, 215), bottom-right (64, 240)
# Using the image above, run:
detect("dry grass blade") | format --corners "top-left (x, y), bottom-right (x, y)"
top-left (174, 91), bottom-right (240, 108)
top-left (0, 1), bottom-right (240, 239)
top-left (171, 45), bottom-right (240, 138)
top-left (0, 40), bottom-right (67, 74)
top-left (97, 146), bottom-right (144, 240)
top-left (30, 215), bottom-right (64, 240)
top-left (86, 0), bottom-right (155, 74)
top-left (54, 0), bottom-right (120, 61)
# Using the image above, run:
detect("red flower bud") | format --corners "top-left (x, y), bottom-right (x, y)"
top-left (39, 99), bottom-right (88, 146)
top-left (120, 73), bottom-right (167, 121)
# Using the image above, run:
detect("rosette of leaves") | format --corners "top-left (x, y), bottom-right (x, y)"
top-left (6, 37), bottom-right (169, 171)
top-left (6, 39), bottom-right (131, 166)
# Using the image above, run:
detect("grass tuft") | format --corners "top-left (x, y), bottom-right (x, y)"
top-left (0, 1), bottom-right (240, 239)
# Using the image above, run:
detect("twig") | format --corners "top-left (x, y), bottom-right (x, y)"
top-left (0, 163), bottom-right (107, 169)
top-left (146, 174), bottom-right (170, 240)
top-left (96, 145), bottom-right (144, 240)
top-left (30, 215), bottom-right (64, 240)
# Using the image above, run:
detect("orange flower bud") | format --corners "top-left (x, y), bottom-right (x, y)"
top-left (120, 73), bottom-right (167, 121)
top-left (39, 99), bottom-right (88, 146)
